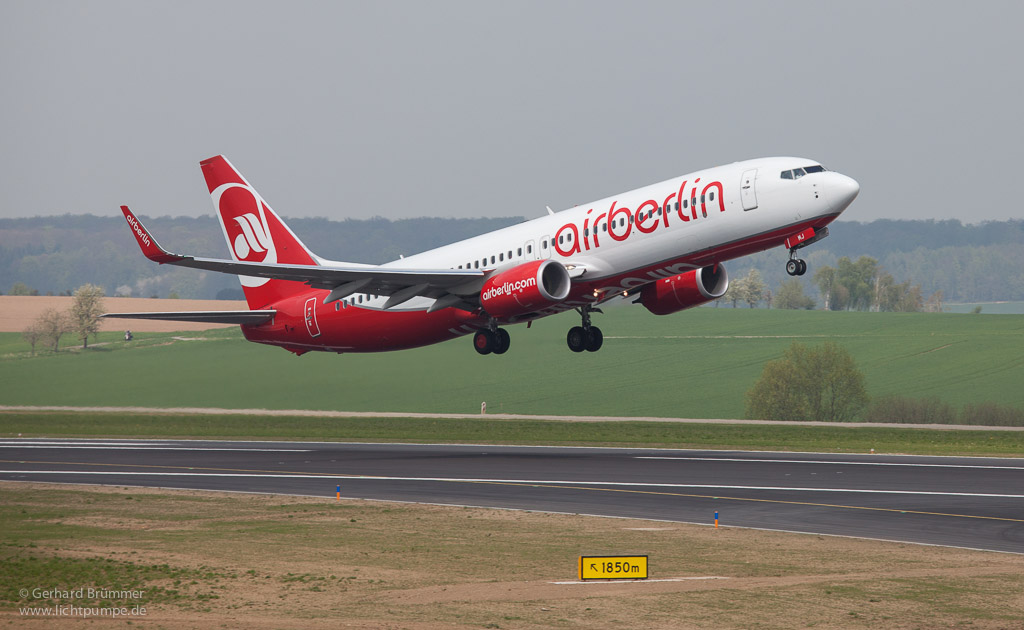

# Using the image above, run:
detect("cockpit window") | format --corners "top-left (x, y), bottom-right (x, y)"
top-left (781, 164), bottom-right (826, 180)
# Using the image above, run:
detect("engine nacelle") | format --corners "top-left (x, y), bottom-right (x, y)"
top-left (480, 259), bottom-right (571, 318)
top-left (639, 264), bottom-right (729, 315)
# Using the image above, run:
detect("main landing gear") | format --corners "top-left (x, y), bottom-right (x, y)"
top-left (786, 253), bottom-right (807, 277)
top-left (473, 326), bottom-right (510, 355)
top-left (567, 305), bottom-right (603, 353)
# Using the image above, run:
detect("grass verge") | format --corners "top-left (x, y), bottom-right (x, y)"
top-left (1, 482), bottom-right (1021, 629)
top-left (2, 411), bottom-right (1023, 456)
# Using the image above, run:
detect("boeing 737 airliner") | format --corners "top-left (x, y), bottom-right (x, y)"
top-left (108, 156), bottom-right (859, 355)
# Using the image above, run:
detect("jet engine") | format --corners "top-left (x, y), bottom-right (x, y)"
top-left (639, 264), bottom-right (729, 315)
top-left (480, 260), bottom-right (571, 318)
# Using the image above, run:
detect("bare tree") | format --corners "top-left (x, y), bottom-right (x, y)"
top-left (742, 269), bottom-right (765, 308)
top-left (38, 308), bottom-right (72, 352)
top-left (71, 284), bottom-right (106, 348)
top-left (22, 322), bottom-right (45, 355)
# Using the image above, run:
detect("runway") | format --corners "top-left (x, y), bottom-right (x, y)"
top-left (1, 439), bottom-right (1022, 554)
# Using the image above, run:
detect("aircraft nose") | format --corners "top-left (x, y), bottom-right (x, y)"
top-left (824, 173), bottom-right (860, 213)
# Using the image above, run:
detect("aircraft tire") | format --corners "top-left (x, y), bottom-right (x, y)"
top-left (797, 259), bottom-right (807, 275)
top-left (493, 328), bottom-right (511, 354)
top-left (786, 259), bottom-right (799, 276)
top-left (473, 330), bottom-right (494, 355)
top-left (567, 326), bottom-right (587, 353)
top-left (585, 326), bottom-right (604, 352)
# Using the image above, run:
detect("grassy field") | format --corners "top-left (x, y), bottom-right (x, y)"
top-left (1, 308), bottom-right (1022, 420)
top-left (2, 411), bottom-right (1023, 456)
top-left (2, 483), bottom-right (1021, 629)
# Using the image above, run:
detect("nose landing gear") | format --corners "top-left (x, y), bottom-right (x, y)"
top-left (786, 256), bottom-right (807, 276)
top-left (567, 305), bottom-right (603, 352)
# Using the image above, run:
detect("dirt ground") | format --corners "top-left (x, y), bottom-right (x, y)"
top-left (2, 482), bottom-right (1022, 629)
top-left (0, 296), bottom-right (248, 332)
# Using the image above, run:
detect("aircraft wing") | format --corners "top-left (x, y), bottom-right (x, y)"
top-left (121, 206), bottom-right (485, 306)
top-left (102, 310), bottom-right (276, 325)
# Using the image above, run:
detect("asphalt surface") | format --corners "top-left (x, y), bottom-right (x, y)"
top-left (1, 439), bottom-right (1022, 554)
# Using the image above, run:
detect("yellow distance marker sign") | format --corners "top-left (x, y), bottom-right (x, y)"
top-left (578, 555), bottom-right (648, 580)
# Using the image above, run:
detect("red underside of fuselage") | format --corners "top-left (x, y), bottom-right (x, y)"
top-left (241, 214), bottom-right (838, 354)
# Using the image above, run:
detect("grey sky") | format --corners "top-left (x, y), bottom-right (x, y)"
top-left (2, 1), bottom-right (1021, 224)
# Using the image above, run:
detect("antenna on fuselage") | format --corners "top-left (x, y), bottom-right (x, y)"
top-left (545, 206), bottom-right (555, 216)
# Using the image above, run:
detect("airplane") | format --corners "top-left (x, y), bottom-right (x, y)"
top-left (107, 155), bottom-right (859, 355)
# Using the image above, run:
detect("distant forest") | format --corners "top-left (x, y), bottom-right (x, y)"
top-left (2, 215), bottom-right (1022, 304)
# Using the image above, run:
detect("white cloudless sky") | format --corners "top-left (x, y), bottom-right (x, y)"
top-left (2, 1), bottom-right (1021, 223)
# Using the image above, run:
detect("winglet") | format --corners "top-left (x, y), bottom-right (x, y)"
top-left (120, 206), bottom-right (184, 264)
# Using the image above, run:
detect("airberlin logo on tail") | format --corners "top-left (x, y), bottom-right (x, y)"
top-left (211, 182), bottom-right (277, 288)
top-left (231, 213), bottom-right (271, 260)
top-left (212, 183), bottom-right (278, 266)
top-left (482, 278), bottom-right (537, 301)
top-left (125, 213), bottom-right (151, 247)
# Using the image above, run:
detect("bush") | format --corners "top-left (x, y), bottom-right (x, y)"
top-left (866, 396), bottom-right (1024, 427)
top-left (746, 341), bottom-right (869, 422)
top-left (865, 396), bottom-right (957, 424)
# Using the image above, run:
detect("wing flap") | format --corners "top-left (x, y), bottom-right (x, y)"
top-left (102, 310), bottom-right (276, 325)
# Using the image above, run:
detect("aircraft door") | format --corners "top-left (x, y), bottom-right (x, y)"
top-left (741, 169), bottom-right (758, 210)
top-left (524, 240), bottom-right (537, 260)
top-left (540, 235), bottom-right (552, 259)
top-left (303, 296), bottom-right (321, 338)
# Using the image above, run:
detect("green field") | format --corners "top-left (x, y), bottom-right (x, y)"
top-left (2, 308), bottom-right (1022, 419)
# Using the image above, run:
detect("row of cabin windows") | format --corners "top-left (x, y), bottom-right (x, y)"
top-left (455, 244), bottom-right (535, 269)
top-left (448, 191), bottom-right (720, 266)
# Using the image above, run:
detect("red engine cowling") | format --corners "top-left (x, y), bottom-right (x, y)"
top-left (639, 264), bottom-right (729, 315)
top-left (480, 259), bottom-right (571, 318)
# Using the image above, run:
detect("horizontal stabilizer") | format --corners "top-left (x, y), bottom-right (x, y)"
top-left (102, 310), bottom-right (275, 325)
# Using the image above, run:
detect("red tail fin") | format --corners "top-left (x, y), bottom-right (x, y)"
top-left (201, 155), bottom-right (318, 309)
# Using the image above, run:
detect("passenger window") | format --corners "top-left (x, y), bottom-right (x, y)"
top-left (710, 191), bottom-right (715, 201)
top-left (683, 199), bottom-right (688, 208)
top-left (490, 256), bottom-right (495, 264)
top-left (542, 240), bottom-right (547, 248)
top-left (517, 248), bottom-right (522, 256)
top-left (529, 244), bottom-right (534, 252)
top-left (602, 223), bottom-right (607, 232)
top-left (474, 261), bottom-right (479, 269)
top-left (508, 250), bottom-right (512, 259)
top-left (499, 253), bottom-right (504, 261)
top-left (701, 194), bottom-right (705, 203)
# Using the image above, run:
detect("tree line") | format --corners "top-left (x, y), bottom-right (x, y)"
top-left (725, 255), bottom-right (943, 312)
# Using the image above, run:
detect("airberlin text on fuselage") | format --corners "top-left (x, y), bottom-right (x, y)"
top-left (482, 277), bottom-right (537, 301)
top-left (553, 178), bottom-right (725, 257)
top-left (125, 213), bottom-right (151, 247)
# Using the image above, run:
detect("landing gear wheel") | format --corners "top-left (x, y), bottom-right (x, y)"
top-left (796, 259), bottom-right (807, 276)
top-left (585, 326), bottom-right (603, 352)
top-left (567, 326), bottom-right (587, 353)
top-left (786, 259), bottom-right (800, 276)
top-left (493, 328), bottom-right (510, 354)
top-left (473, 330), bottom-right (495, 355)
